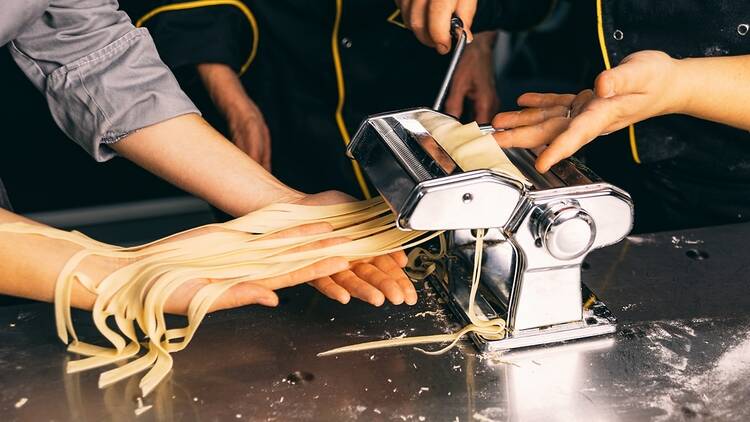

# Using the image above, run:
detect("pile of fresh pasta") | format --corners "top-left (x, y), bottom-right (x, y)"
top-left (0, 119), bottom-right (523, 396)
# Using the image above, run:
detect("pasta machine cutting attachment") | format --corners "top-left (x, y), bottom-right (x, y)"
top-left (346, 107), bottom-right (633, 351)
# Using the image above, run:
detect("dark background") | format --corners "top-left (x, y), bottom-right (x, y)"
top-left (0, 46), bottom-right (185, 214)
top-left (0, 1), bottom-right (633, 216)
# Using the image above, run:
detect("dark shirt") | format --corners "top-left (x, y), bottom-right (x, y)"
top-left (0, 0), bottom-right (199, 213)
top-left (480, 0), bottom-right (750, 231)
top-left (134, 0), bottom-right (453, 198)
top-left (598, 0), bottom-right (750, 229)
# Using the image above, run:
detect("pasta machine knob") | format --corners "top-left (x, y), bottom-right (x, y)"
top-left (537, 203), bottom-right (596, 260)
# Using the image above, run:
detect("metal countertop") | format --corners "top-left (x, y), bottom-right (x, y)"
top-left (1, 223), bottom-right (749, 421)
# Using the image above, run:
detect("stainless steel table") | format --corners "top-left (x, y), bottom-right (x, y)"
top-left (1, 223), bottom-right (749, 421)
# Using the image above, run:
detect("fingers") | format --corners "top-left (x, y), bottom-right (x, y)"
top-left (408, 0), bottom-right (432, 47)
top-left (372, 255), bottom-right (417, 305)
top-left (492, 105), bottom-right (570, 129)
top-left (309, 276), bottom-right (351, 304)
top-left (492, 116), bottom-right (570, 149)
top-left (535, 104), bottom-right (615, 172)
top-left (320, 252), bottom-right (415, 307)
top-left (211, 284), bottom-right (279, 312)
top-left (403, 0), bottom-right (476, 53)
top-left (351, 263), bottom-right (406, 305)
top-left (389, 250), bottom-right (409, 267)
top-left (594, 60), bottom-right (648, 99)
top-left (257, 256), bottom-right (350, 291)
top-left (331, 269), bottom-right (386, 306)
top-left (444, 81), bottom-right (466, 118)
top-left (517, 92), bottom-right (576, 108)
top-left (294, 190), bottom-right (357, 206)
top-left (454, 0), bottom-right (476, 42)
top-left (427, 0), bottom-right (456, 53)
top-left (569, 89), bottom-right (595, 116)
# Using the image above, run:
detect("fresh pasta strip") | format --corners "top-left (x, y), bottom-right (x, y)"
top-left (318, 228), bottom-right (507, 357)
top-left (318, 119), bottom-right (521, 357)
top-left (0, 199), bottom-right (435, 396)
top-left (423, 119), bottom-right (531, 185)
top-left (0, 119), bottom-right (518, 394)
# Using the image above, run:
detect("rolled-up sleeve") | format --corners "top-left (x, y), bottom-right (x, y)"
top-left (8, 0), bottom-right (200, 162)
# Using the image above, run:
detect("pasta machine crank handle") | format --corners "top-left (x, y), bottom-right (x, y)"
top-left (432, 16), bottom-right (468, 112)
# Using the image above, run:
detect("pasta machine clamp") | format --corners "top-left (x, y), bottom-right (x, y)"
top-left (346, 107), bottom-right (633, 351)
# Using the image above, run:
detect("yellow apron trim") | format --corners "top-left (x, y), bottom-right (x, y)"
top-left (332, 0), bottom-right (373, 199)
top-left (627, 125), bottom-right (641, 163)
top-left (387, 9), bottom-right (407, 29)
top-left (595, 0), bottom-right (612, 70)
top-left (136, 0), bottom-right (259, 77)
top-left (596, 0), bottom-right (640, 164)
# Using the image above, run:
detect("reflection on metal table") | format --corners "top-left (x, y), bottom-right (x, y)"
top-left (1, 222), bottom-right (749, 421)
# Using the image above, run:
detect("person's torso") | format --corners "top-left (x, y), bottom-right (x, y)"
top-left (600, 0), bottom-right (750, 176)
top-left (240, 0), bottom-right (449, 197)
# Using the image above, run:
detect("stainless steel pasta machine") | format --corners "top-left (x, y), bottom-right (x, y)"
top-left (346, 107), bottom-right (633, 351)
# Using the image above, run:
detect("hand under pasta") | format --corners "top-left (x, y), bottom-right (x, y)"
top-left (294, 191), bottom-right (416, 306)
top-left (160, 222), bottom-right (351, 314)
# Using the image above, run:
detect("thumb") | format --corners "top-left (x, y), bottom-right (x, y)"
top-left (444, 82), bottom-right (466, 118)
top-left (209, 283), bottom-right (280, 312)
top-left (594, 60), bottom-right (647, 99)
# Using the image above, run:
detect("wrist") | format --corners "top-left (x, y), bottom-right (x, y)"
top-left (669, 57), bottom-right (699, 116)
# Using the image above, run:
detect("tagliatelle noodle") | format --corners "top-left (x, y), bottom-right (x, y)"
top-left (0, 121), bottom-right (525, 394)
top-left (0, 199), bottom-right (437, 396)
top-left (424, 119), bottom-right (531, 185)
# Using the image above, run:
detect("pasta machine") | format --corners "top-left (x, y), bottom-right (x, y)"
top-left (345, 107), bottom-right (633, 351)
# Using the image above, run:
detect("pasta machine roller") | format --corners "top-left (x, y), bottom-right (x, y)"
top-left (346, 107), bottom-right (633, 351)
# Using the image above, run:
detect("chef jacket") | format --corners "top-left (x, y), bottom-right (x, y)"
top-left (481, 0), bottom-right (750, 230)
top-left (134, 0), bottom-right (554, 198)
top-left (0, 0), bottom-right (199, 209)
top-left (597, 0), bottom-right (750, 229)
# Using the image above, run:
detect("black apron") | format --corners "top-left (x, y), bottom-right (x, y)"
top-left (598, 0), bottom-right (750, 231)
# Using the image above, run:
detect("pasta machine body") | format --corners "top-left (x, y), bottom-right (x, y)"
top-left (347, 108), bottom-right (634, 351)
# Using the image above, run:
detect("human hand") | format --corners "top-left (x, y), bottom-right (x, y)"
top-left (491, 50), bottom-right (683, 172)
top-left (295, 191), bottom-right (417, 306)
top-left (395, 0), bottom-right (477, 54)
top-left (227, 98), bottom-right (272, 171)
top-left (444, 31), bottom-right (499, 122)
top-left (162, 222), bottom-right (350, 314)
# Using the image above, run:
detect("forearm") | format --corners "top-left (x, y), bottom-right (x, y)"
top-left (197, 63), bottom-right (255, 123)
top-left (0, 209), bottom-right (102, 310)
top-left (112, 114), bottom-right (301, 217)
top-left (676, 55), bottom-right (750, 131)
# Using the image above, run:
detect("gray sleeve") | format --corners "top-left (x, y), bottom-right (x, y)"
top-left (8, 0), bottom-right (200, 162)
